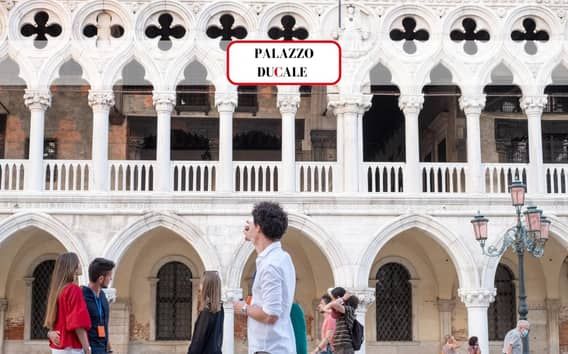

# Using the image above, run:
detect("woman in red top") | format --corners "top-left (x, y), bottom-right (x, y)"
top-left (44, 252), bottom-right (92, 354)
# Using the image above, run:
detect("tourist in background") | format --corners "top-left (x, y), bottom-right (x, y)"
top-left (468, 336), bottom-right (481, 354)
top-left (291, 301), bottom-right (308, 354)
top-left (312, 294), bottom-right (335, 354)
top-left (442, 335), bottom-right (461, 354)
top-left (502, 320), bottom-right (530, 354)
top-left (187, 270), bottom-right (224, 354)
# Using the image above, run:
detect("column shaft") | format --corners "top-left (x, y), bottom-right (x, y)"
top-left (218, 103), bottom-right (235, 192)
top-left (459, 288), bottom-right (496, 354)
top-left (24, 91), bottom-right (51, 191)
top-left (520, 96), bottom-right (547, 193)
top-left (153, 92), bottom-right (175, 192)
top-left (89, 91), bottom-right (114, 192)
top-left (460, 96), bottom-right (485, 193)
top-left (400, 95), bottom-right (424, 194)
top-left (278, 94), bottom-right (300, 192)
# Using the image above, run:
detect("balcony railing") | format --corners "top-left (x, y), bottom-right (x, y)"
top-left (234, 162), bottom-right (280, 192)
top-left (44, 160), bottom-right (91, 192)
top-left (362, 163), bottom-right (405, 193)
top-left (110, 161), bottom-right (155, 192)
top-left (421, 163), bottom-right (467, 193)
top-left (2, 159), bottom-right (567, 195)
top-left (0, 160), bottom-right (26, 191)
top-left (297, 162), bottom-right (337, 192)
top-left (483, 163), bottom-right (528, 194)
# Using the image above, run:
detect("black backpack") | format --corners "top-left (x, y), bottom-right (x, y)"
top-left (351, 317), bottom-right (364, 350)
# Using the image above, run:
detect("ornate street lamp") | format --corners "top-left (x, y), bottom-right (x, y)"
top-left (471, 179), bottom-right (550, 354)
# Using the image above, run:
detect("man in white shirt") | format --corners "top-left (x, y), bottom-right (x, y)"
top-left (234, 202), bottom-right (297, 354)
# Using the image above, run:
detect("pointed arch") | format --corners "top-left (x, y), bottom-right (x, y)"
top-left (356, 214), bottom-right (479, 289)
top-left (103, 48), bottom-right (161, 89)
top-left (165, 49), bottom-right (224, 90)
top-left (0, 212), bottom-right (90, 277)
top-left (479, 56), bottom-right (534, 95)
top-left (38, 53), bottom-right (96, 88)
top-left (225, 212), bottom-right (351, 288)
top-left (102, 212), bottom-right (221, 273)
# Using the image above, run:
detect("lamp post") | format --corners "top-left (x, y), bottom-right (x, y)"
top-left (471, 180), bottom-right (550, 354)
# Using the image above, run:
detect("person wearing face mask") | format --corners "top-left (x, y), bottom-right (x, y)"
top-left (502, 320), bottom-right (530, 354)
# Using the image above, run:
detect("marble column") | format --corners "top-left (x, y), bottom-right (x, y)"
top-left (350, 288), bottom-right (376, 354)
top-left (399, 95), bottom-right (424, 194)
top-left (520, 95), bottom-right (547, 193)
top-left (0, 298), bottom-right (7, 354)
top-left (546, 298), bottom-right (561, 354)
top-left (215, 93), bottom-right (237, 192)
top-left (459, 95), bottom-right (486, 193)
top-left (458, 288), bottom-right (496, 354)
top-left (277, 93), bottom-right (301, 192)
top-left (437, 299), bottom-right (456, 342)
top-left (222, 288), bottom-right (243, 354)
top-left (329, 96), bottom-right (371, 193)
top-left (88, 90), bottom-right (115, 192)
top-left (23, 276), bottom-right (34, 341)
top-left (152, 91), bottom-right (176, 192)
top-left (24, 90), bottom-right (51, 191)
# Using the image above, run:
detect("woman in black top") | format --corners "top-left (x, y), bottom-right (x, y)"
top-left (188, 271), bottom-right (224, 354)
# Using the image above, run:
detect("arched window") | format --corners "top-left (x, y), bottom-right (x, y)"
top-left (156, 261), bottom-right (192, 340)
top-left (375, 262), bottom-right (412, 341)
top-left (31, 260), bottom-right (55, 339)
top-left (488, 264), bottom-right (516, 340)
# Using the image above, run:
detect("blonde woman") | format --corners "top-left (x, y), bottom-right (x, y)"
top-left (45, 252), bottom-right (91, 354)
top-left (187, 271), bottom-right (224, 354)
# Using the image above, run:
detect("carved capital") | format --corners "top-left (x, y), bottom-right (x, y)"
top-left (520, 95), bottom-right (548, 114)
top-left (147, 277), bottom-right (159, 286)
top-left (545, 298), bottom-right (561, 312)
top-left (88, 90), bottom-right (115, 109)
top-left (152, 91), bottom-right (176, 113)
top-left (328, 94), bottom-right (372, 116)
top-left (24, 276), bottom-right (35, 287)
top-left (215, 92), bottom-right (238, 113)
top-left (437, 298), bottom-right (456, 312)
top-left (399, 94), bottom-right (424, 114)
top-left (458, 288), bottom-right (496, 308)
top-left (24, 90), bottom-right (51, 111)
top-left (459, 95), bottom-right (486, 116)
top-left (277, 93), bottom-right (301, 115)
top-left (349, 287), bottom-right (376, 309)
top-left (102, 287), bottom-right (117, 304)
top-left (222, 288), bottom-right (243, 302)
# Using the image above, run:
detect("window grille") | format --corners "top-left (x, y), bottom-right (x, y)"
top-left (488, 264), bottom-right (516, 340)
top-left (31, 260), bottom-right (55, 339)
top-left (156, 261), bottom-right (192, 340)
top-left (375, 262), bottom-right (412, 341)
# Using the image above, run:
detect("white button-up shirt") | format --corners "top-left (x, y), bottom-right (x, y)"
top-left (248, 241), bottom-right (296, 354)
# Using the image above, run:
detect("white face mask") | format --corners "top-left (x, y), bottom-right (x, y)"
top-left (520, 329), bottom-right (529, 337)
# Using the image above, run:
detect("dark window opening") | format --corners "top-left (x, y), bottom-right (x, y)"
top-left (488, 264), bottom-right (516, 341)
top-left (156, 262), bottom-right (192, 340)
top-left (376, 263), bottom-right (412, 341)
top-left (31, 260), bottom-right (55, 339)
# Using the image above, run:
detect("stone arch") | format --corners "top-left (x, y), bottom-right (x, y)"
top-left (0, 212), bottom-right (90, 278)
top-left (369, 255), bottom-right (420, 282)
top-left (196, 0), bottom-right (257, 41)
top-left (353, 55), bottom-right (406, 95)
top-left (150, 254), bottom-right (200, 278)
top-left (481, 217), bottom-right (568, 290)
top-left (225, 212), bottom-right (350, 289)
top-left (415, 58), bottom-right (466, 92)
top-left (38, 53), bottom-right (96, 88)
top-left (8, 0), bottom-right (71, 45)
top-left (356, 213), bottom-right (479, 289)
top-left (537, 57), bottom-right (568, 89)
top-left (165, 49), bottom-right (225, 90)
top-left (103, 212), bottom-right (221, 273)
top-left (479, 56), bottom-right (533, 95)
top-left (103, 50), bottom-right (161, 89)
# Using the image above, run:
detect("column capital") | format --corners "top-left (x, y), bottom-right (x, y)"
top-left (88, 90), bottom-right (115, 109)
top-left (102, 288), bottom-right (117, 304)
top-left (147, 276), bottom-right (159, 285)
top-left (0, 298), bottom-right (7, 311)
top-left (328, 94), bottom-right (372, 116)
top-left (520, 95), bottom-right (548, 114)
top-left (349, 287), bottom-right (376, 309)
top-left (215, 92), bottom-right (238, 113)
top-left (437, 298), bottom-right (456, 312)
top-left (459, 95), bottom-right (486, 115)
top-left (277, 93), bottom-right (301, 115)
top-left (399, 94), bottom-right (424, 114)
top-left (24, 89), bottom-right (51, 110)
top-left (23, 276), bottom-right (35, 286)
top-left (152, 91), bottom-right (176, 113)
top-left (545, 298), bottom-right (561, 312)
top-left (458, 288), bottom-right (496, 308)
top-left (222, 288), bottom-right (243, 302)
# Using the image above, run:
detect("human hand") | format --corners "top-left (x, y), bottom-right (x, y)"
top-left (48, 330), bottom-right (61, 346)
top-left (233, 301), bottom-right (245, 314)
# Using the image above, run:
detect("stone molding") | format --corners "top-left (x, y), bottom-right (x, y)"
top-left (152, 91), bottom-right (176, 113)
top-left (399, 95), bottom-right (424, 114)
top-left (277, 93), bottom-right (301, 115)
top-left (88, 90), bottom-right (115, 109)
top-left (459, 95), bottom-right (486, 116)
top-left (328, 94), bottom-right (372, 116)
top-left (519, 95), bottom-right (548, 113)
top-left (458, 288), bottom-right (496, 308)
top-left (24, 90), bottom-right (51, 111)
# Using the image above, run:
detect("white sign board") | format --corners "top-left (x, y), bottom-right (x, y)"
top-left (227, 40), bottom-right (342, 85)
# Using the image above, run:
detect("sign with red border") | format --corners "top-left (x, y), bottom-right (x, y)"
top-left (227, 40), bottom-right (342, 86)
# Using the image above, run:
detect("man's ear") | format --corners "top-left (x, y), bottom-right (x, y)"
top-left (97, 275), bottom-right (105, 284)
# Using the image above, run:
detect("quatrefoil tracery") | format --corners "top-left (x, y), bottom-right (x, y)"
top-left (206, 14), bottom-right (247, 50)
top-left (20, 11), bottom-right (62, 49)
top-left (145, 13), bottom-right (186, 51)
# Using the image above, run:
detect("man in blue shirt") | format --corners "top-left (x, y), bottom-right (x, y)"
top-left (49, 258), bottom-right (116, 354)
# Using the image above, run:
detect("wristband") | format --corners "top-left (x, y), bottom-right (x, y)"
top-left (241, 303), bottom-right (248, 315)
